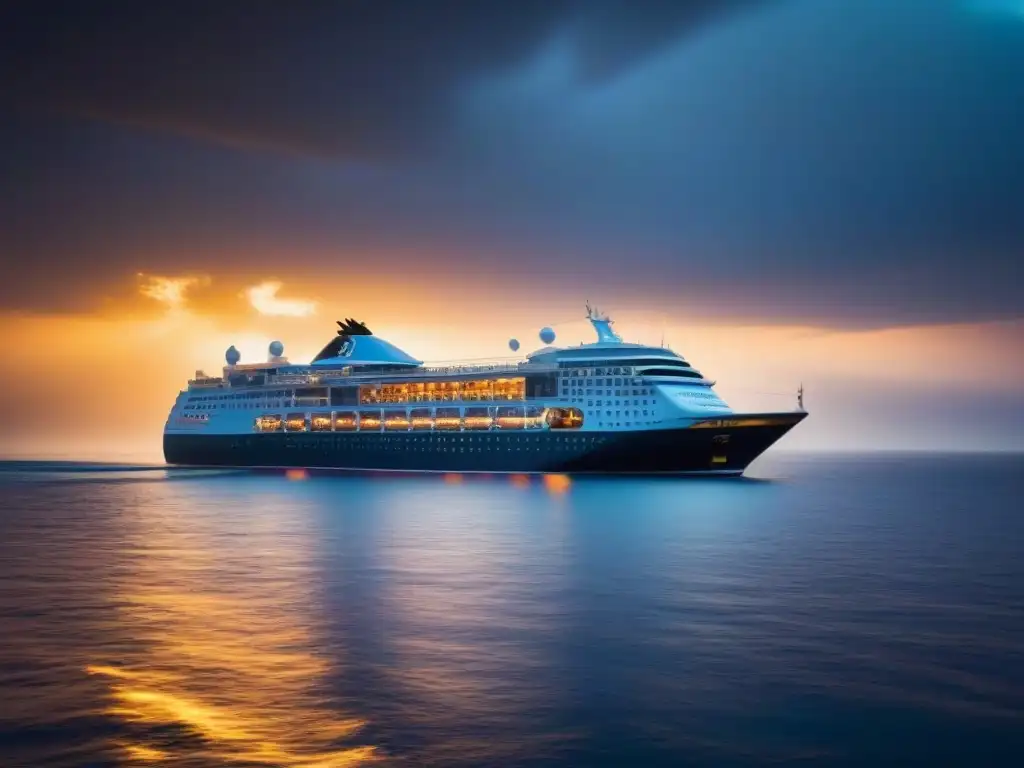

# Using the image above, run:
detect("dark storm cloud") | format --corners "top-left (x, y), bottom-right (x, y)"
top-left (1, 0), bottom-right (1023, 326)
top-left (0, 0), bottom-right (758, 159)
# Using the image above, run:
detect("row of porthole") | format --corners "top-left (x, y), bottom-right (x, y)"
top-left (272, 434), bottom-right (604, 444)
top-left (279, 442), bottom-right (596, 452)
top-left (283, 444), bottom-right (591, 452)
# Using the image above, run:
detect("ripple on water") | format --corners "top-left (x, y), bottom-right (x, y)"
top-left (0, 455), bottom-right (1022, 766)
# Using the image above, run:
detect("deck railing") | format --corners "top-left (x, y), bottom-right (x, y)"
top-left (270, 361), bottom-right (559, 386)
top-left (188, 360), bottom-right (560, 388)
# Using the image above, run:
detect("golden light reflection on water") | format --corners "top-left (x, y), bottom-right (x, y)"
top-left (88, 488), bottom-right (377, 766)
top-left (542, 474), bottom-right (572, 495)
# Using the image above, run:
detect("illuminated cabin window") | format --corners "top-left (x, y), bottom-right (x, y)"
top-left (310, 412), bottom-right (333, 432)
top-left (357, 378), bottom-right (525, 404)
top-left (494, 378), bottom-right (525, 401)
top-left (495, 405), bottom-right (526, 430)
top-left (285, 413), bottom-right (308, 432)
top-left (380, 384), bottom-right (407, 404)
top-left (434, 407), bottom-right (461, 431)
top-left (547, 407), bottom-right (584, 429)
top-left (334, 411), bottom-right (357, 431)
top-left (422, 381), bottom-right (442, 402)
top-left (358, 410), bottom-right (382, 430)
top-left (254, 414), bottom-right (283, 432)
top-left (462, 380), bottom-right (490, 402)
top-left (464, 406), bottom-right (492, 430)
top-left (384, 410), bottom-right (411, 430)
top-left (410, 408), bottom-right (433, 430)
top-left (437, 381), bottom-right (460, 402)
top-left (407, 382), bottom-right (427, 403)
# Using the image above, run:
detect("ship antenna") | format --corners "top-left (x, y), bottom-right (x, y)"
top-left (797, 383), bottom-right (805, 411)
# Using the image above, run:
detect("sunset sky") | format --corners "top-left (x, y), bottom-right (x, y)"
top-left (2, 0), bottom-right (1023, 460)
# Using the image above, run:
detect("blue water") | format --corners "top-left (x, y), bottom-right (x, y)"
top-left (0, 454), bottom-right (1021, 766)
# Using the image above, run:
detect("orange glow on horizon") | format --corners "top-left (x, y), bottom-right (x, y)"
top-left (1, 286), bottom-right (1022, 459)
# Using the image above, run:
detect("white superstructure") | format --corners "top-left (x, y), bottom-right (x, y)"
top-left (165, 306), bottom-right (733, 437)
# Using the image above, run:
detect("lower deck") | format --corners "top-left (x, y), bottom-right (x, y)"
top-left (164, 414), bottom-right (805, 475)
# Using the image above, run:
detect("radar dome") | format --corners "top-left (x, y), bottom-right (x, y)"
top-left (269, 340), bottom-right (284, 358)
top-left (225, 345), bottom-right (240, 366)
top-left (539, 327), bottom-right (556, 345)
top-left (508, 338), bottom-right (520, 352)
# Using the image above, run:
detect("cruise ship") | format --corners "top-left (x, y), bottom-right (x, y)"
top-left (163, 306), bottom-right (806, 475)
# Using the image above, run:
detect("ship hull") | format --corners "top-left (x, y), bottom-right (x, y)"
top-left (163, 413), bottom-right (805, 475)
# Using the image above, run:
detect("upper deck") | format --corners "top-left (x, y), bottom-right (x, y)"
top-left (188, 306), bottom-right (714, 393)
top-left (188, 359), bottom-right (561, 389)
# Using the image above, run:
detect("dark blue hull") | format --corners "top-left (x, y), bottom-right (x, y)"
top-left (163, 413), bottom-right (805, 474)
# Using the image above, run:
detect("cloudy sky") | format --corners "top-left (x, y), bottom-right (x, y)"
top-left (1, 0), bottom-right (1022, 459)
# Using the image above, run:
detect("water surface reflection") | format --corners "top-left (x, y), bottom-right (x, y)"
top-left (2, 457), bottom-right (1023, 767)
top-left (89, 481), bottom-right (376, 766)
top-left (368, 480), bottom-right (574, 764)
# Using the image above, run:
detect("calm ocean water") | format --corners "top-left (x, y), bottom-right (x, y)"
top-left (0, 454), bottom-right (1021, 767)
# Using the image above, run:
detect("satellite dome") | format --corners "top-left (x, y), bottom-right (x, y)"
top-left (539, 327), bottom-right (556, 345)
top-left (508, 338), bottom-right (520, 352)
top-left (269, 340), bottom-right (284, 358)
top-left (225, 345), bottom-right (240, 366)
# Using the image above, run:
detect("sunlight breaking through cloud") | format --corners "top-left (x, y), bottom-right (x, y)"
top-left (245, 280), bottom-right (318, 317)
top-left (137, 274), bottom-right (208, 309)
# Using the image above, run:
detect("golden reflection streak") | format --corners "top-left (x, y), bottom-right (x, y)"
top-left (542, 474), bottom-right (572, 495)
top-left (88, 490), bottom-right (378, 767)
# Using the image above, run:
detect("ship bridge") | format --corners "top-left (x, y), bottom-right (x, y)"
top-left (525, 305), bottom-right (708, 382)
top-left (520, 305), bottom-right (732, 425)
